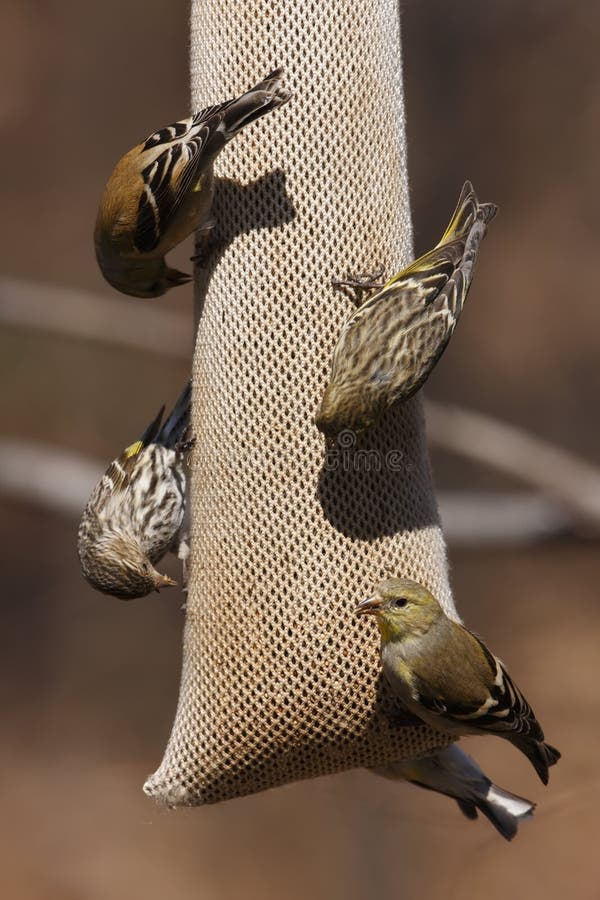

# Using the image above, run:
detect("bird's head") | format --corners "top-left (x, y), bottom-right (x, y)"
top-left (356, 577), bottom-right (442, 641)
top-left (79, 535), bottom-right (177, 600)
top-left (99, 255), bottom-right (192, 298)
top-left (315, 381), bottom-right (377, 441)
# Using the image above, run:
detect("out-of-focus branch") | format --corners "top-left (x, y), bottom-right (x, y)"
top-left (2, 276), bottom-right (599, 533)
top-left (0, 439), bottom-right (100, 517)
top-left (0, 276), bottom-right (191, 358)
top-left (426, 401), bottom-right (600, 528)
top-left (0, 438), bottom-right (577, 545)
top-left (437, 490), bottom-right (571, 544)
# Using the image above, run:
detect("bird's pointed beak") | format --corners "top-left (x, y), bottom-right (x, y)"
top-left (155, 574), bottom-right (178, 592)
top-left (167, 267), bottom-right (192, 286)
top-left (356, 595), bottom-right (382, 615)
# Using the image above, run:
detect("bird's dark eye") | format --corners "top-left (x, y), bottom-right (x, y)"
top-left (392, 597), bottom-right (408, 608)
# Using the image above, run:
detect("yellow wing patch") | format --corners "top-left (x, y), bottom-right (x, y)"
top-left (123, 439), bottom-right (144, 459)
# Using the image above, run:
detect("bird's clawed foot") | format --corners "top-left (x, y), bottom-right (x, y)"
top-left (332, 266), bottom-right (386, 302)
top-left (190, 219), bottom-right (217, 264)
top-left (176, 436), bottom-right (196, 455)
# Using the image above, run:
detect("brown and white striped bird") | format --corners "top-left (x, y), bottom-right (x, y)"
top-left (95, 69), bottom-right (290, 298)
top-left (77, 383), bottom-right (192, 600)
top-left (316, 181), bottom-right (498, 438)
top-left (358, 578), bottom-right (560, 785)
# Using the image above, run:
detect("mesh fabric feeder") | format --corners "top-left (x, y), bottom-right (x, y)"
top-left (144, 0), bottom-right (457, 806)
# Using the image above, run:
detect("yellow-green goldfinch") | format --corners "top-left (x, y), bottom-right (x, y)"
top-left (372, 744), bottom-right (535, 841)
top-left (316, 182), bottom-right (497, 438)
top-left (357, 578), bottom-right (560, 784)
top-left (95, 69), bottom-right (290, 298)
top-left (77, 383), bottom-right (192, 599)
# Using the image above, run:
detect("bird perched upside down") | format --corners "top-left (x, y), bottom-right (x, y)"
top-left (95, 68), bottom-right (290, 298)
top-left (358, 578), bottom-right (560, 785)
top-left (77, 383), bottom-right (193, 600)
top-left (372, 744), bottom-right (535, 841)
top-left (316, 181), bottom-right (497, 438)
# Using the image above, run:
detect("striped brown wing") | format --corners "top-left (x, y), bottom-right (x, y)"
top-left (102, 442), bottom-right (146, 494)
top-left (328, 241), bottom-right (465, 401)
top-left (78, 443), bottom-right (145, 536)
top-left (328, 201), bottom-right (492, 406)
top-left (133, 110), bottom-right (222, 254)
top-left (99, 404), bottom-right (165, 495)
top-left (133, 69), bottom-right (289, 254)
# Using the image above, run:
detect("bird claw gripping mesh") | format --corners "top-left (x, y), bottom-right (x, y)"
top-left (144, 0), bottom-right (456, 806)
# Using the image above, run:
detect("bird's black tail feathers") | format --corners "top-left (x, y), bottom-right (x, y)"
top-left (139, 382), bottom-right (191, 450)
top-left (139, 406), bottom-right (165, 448)
top-left (199, 68), bottom-right (290, 159)
top-left (220, 68), bottom-right (290, 138)
top-left (439, 181), bottom-right (498, 248)
top-left (515, 737), bottom-right (561, 786)
top-left (158, 381), bottom-right (192, 448)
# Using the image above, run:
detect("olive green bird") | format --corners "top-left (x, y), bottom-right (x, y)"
top-left (316, 181), bottom-right (497, 438)
top-left (357, 578), bottom-right (560, 785)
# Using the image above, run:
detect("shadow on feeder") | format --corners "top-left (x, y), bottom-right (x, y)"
top-left (192, 168), bottom-right (296, 319)
top-left (316, 400), bottom-right (442, 540)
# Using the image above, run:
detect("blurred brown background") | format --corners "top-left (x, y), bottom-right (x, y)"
top-left (1, 1), bottom-right (599, 898)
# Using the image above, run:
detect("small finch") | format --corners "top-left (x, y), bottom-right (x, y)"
top-left (372, 744), bottom-right (535, 841)
top-left (95, 68), bottom-right (290, 298)
top-left (357, 578), bottom-right (560, 784)
top-left (78, 383), bottom-right (193, 600)
top-left (316, 181), bottom-right (497, 438)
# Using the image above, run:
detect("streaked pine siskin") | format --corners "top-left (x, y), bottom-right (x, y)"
top-left (95, 69), bottom-right (290, 298)
top-left (357, 578), bottom-right (560, 784)
top-left (316, 181), bottom-right (497, 438)
top-left (372, 744), bottom-right (535, 841)
top-left (77, 383), bottom-right (193, 600)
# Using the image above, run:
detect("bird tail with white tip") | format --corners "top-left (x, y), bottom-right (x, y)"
top-left (464, 780), bottom-right (535, 842)
top-left (371, 743), bottom-right (535, 842)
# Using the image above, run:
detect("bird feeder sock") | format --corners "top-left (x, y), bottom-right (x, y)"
top-left (144, 0), bottom-right (456, 807)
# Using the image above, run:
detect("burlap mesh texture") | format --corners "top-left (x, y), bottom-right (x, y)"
top-left (144, 0), bottom-right (457, 807)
